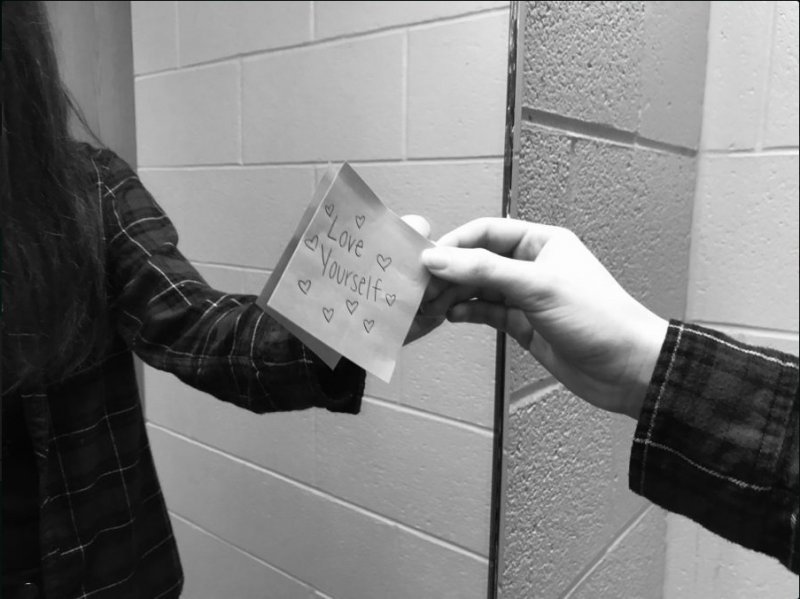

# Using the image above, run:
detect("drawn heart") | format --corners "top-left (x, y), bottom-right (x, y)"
top-left (355, 215), bottom-right (365, 229)
top-left (346, 299), bottom-right (359, 315)
top-left (324, 204), bottom-right (334, 217)
top-left (363, 319), bottom-right (375, 333)
top-left (304, 235), bottom-right (319, 251)
top-left (376, 254), bottom-right (392, 271)
top-left (298, 279), bottom-right (311, 295)
top-left (385, 294), bottom-right (396, 307)
top-left (323, 308), bottom-right (334, 323)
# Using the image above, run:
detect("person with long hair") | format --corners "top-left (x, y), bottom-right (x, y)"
top-left (0, 2), bottom-right (437, 597)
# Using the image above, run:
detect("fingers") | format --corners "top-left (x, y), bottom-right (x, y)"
top-left (435, 217), bottom-right (562, 259)
top-left (447, 301), bottom-right (533, 349)
top-left (421, 246), bottom-right (540, 302)
top-left (401, 214), bottom-right (432, 240)
top-left (421, 275), bottom-right (450, 305)
top-left (422, 283), bottom-right (503, 318)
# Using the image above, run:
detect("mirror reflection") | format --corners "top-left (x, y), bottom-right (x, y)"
top-left (2, 1), bottom-right (509, 598)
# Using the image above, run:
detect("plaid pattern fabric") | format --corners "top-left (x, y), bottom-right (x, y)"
top-left (631, 320), bottom-right (799, 574)
top-left (4, 145), bottom-right (365, 598)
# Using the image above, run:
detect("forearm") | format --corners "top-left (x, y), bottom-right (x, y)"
top-left (629, 320), bottom-right (799, 573)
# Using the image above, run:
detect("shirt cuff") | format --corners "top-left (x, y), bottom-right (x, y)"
top-left (629, 319), bottom-right (799, 571)
top-left (305, 351), bottom-right (365, 415)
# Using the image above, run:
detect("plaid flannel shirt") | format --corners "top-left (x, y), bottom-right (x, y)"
top-left (4, 145), bottom-right (365, 598)
top-left (631, 320), bottom-right (799, 574)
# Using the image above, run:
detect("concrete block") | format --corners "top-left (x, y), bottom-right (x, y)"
top-left (242, 269), bottom-right (271, 296)
top-left (517, 125), bottom-right (571, 226)
top-left (407, 13), bottom-right (508, 158)
top-left (501, 385), bottom-right (618, 598)
top-left (664, 514), bottom-right (799, 599)
top-left (351, 160), bottom-right (505, 238)
top-left (150, 426), bottom-right (488, 599)
top-left (688, 154), bottom-right (799, 331)
top-left (508, 339), bottom-right (552, 396)
top-left (764, 1), bottom-right (800, 148)
top-left (144, 366), bottom-right (317, 483)
top-left (522, 1), bottom-right (645, 131)
top-left (131, 1), bottom-right (177, 74)
top-left (518, 130), bottom-right (695, 320)
top-left (194, 264), bottom-right (246, 294)
top-left (135, 64), bottom-right (239, 166)
top-left (242, 34), bottom-right (404, 163)
top-left (315, 1), bottom-right (509, 39)
top-left (315, 398), bottom-right (493, 555)
top-left (178, 1), bottom-right (241, 66)
top-left (568, 507), bottom-right (666, 599)
top-left (171, 515), bottom-right (316, 599)
top-left (366, 322), bottom-right (496, 428)
top-left (240, 1), bottom-right (311, 54)
top-left (640, 1), bottom-right (710, 149)
top-left (700, 2), bottom-right (773, 150)
top-left (178, 1), bottom-right (311, 66)
top-left (137, 167), bottom-right (316, 268)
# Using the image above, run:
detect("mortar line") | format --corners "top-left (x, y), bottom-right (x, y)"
top-left (149, 422), bottom-right (492, 562)
top-left (692, 321), bottom-right (799, 341)
top-left (522, 108), bottom-right (697, 157)
top-left (509, 379), bottom-right (560, 410)
top-left (135, 6), bottom-right (509, 80)
top-left (365, 396), bottom-right (494, 437)
top-left (557, 506), bottom-right (654, 599)
top-left (169, 511), bottom-right (327, 596)
top-left (138, 156), bottom-right (505, 171)
top-left (193, 260), bottom-right (272, 274)
top-left (704, 147), bottom-right (799, 157)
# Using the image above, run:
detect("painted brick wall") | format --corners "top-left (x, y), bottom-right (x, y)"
top-left (500, 3), bottom-right (709, 598)
top-left (666, 2), bottom-right (799, 598)
top-left (130, 2), bottom-right (508, 597)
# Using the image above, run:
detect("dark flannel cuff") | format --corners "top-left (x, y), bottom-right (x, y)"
top-left (629, 319), bottom-right (799, 571)
top-left (305, 350), bottom-right (365, 415)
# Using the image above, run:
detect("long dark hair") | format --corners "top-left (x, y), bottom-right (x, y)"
top-left (2, 1), bottom-right (108, 393)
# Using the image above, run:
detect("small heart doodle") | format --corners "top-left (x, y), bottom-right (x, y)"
top-left (304, 235), bottom-right (319, 251)
top-left (355, 215), bottom-right (365, 229)
top-left (298, 279), bottom-right (311, 295)
top-left (376, 254), bottom-right (392, 271)
top-left (363, 319), bottom-right (375, 333)
top-left (385, 294), bottom-right (396, 307)
top-left (346, 299), bottom-right (359, 314)
top-left (323, 307), bottom-right (334, 323)
top-left (324, 204), bottom-right (334, 217)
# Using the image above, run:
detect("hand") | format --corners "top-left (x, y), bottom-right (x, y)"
top-left (399, 215), bottom-right (448, 345)
top-left (420, 218), bottom-right (668, 419)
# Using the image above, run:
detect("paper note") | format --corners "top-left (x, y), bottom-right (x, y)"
top-left (257, 163), bottom-right (433, 382)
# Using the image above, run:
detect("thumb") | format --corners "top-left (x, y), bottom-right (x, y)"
top-left (421, 246), bottom-right (537, 302)
top-left (401, 214), bottom-right (432, 240)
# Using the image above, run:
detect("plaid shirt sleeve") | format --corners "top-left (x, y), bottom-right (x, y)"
top-left (630, 320), bottom-right (799, 573)
top-left (95, 148), bottom-right (365, 414)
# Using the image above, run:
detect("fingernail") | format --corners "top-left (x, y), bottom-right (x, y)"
top-left (421, 248), bottom-right (449, 271)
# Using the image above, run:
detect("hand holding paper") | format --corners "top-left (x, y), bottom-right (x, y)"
top-left (257, 163), bottom-right (434, 382)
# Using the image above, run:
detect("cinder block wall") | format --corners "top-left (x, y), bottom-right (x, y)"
top-left (501, 3), bottom-right (709, 598)
top-left (130, 2), bottom-right (508, 598)
top-left (666, 2), bottom-right (799, 598)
